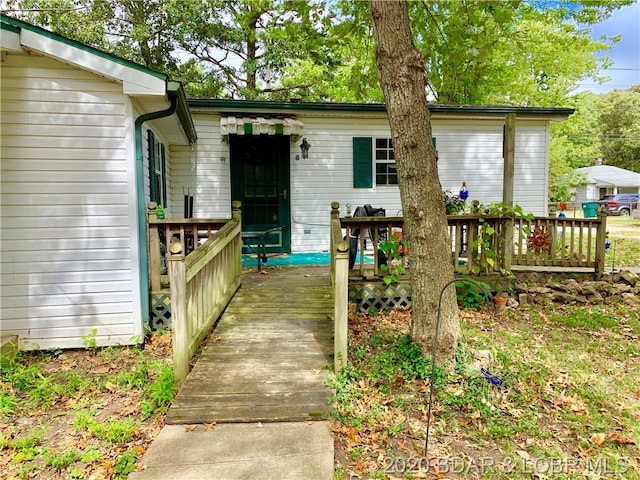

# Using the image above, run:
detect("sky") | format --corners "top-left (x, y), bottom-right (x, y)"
top-left (577, 1), bottom-right (640, 93)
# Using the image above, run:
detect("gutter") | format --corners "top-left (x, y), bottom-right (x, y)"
top-left (134, 97), bottom-right (178, 328)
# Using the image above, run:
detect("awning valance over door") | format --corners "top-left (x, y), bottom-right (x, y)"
top-left (220, 116), bottom-right (304, 136)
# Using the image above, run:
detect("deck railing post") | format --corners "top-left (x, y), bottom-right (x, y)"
top-left (595, 207), bottom-right (607, 279)
top-left (334, 239), bottom-right (349, 373)
top-left (330, 202), bottom-right (340, 285)
top-left (232, 200), bottom-right (243, 281)
top-left (147, 202), bottom-right (162, 291)
top-left (167, 241), bottom-right (189, 386)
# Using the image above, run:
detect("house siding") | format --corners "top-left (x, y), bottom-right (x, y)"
top-left (186, 110), bottom-right (551, 252)
top-left (0, 54), bottom-right (141, 349)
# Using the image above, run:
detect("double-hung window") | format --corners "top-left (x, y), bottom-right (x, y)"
top-left (375, 138), bottom-right (397, 185)
top-left (148, 130), bottom-right (167, 206)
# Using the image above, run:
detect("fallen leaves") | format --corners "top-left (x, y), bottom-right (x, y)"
top-left (609, 432), bottom-right (636, 445)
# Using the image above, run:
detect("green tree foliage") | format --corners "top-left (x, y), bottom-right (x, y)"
top-left (549, 84), bottom-right (640, 198)
top-left (598, 85), bottom-right (640, 172)
top-left (5, 1), bottom-right (629, 103)
top-left (305, 0), bottom-right (629, 105)
top-left (3, 0), bottom-right (336, 99)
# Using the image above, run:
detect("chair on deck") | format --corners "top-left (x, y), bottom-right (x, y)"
top-left (347, 204), bottom-right (387, 270)
top-left (242, 225), bottom-right (287, 271)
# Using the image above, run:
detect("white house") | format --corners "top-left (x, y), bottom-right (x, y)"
top-left (575, 164), bottom-right (640, 203)
top-left (1, 15), bottom-right (573, 350)
top-left (180, 100), bottom-right (573, 253)
top-left (1, 15), bottom-right (196, 349)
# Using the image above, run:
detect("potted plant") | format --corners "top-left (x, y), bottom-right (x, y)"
top-left (493, 291), bottom-right (508, 309)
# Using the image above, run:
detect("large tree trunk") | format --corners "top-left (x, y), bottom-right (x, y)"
top-left (370, 0), bottom-right (460, 362)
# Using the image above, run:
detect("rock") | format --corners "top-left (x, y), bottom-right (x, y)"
top-left (530, 286), bottom-right (552, 294)
top-left (600, 272), bottom-right (615, 283)
top-left (621, 293), bottom-right (640, 308)
top-left (610, 284), bottom-right (632, 295)
top-left (516, 283), bottom-right (529, 293)
top-left (551, 291), bottom-right (575, 303)
top-left (555, 282), bottom-right (579, 294)
top-left (579, 283), bottom-right (598, 295)
top-left (619, 270), bottom-right (639, 286)
top-left (518, 293), bottom-right (529, 305)
top-left (589, 292), bottom-right (604, 304)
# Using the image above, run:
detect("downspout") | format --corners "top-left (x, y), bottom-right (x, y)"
top-left (134, 97), bottom-right (177, 328)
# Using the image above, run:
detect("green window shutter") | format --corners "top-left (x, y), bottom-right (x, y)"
top-left (432, 137), bottom-right (437, 149)
top-left (148, 130), bottom-right (158, 203)
top-left (353, 137), bottom-right (373, 188)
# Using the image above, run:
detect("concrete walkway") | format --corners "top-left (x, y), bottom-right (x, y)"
top-left (129, 422), bottom-right (334, 480)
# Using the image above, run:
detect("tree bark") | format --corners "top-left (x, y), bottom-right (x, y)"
top-left (370, 0), bottom-right (460, 362)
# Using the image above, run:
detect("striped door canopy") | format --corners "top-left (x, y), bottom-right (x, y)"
top-left (220, 116), bottom-right (304, 136)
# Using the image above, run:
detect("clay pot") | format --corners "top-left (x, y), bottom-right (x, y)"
top-left (493, 295), bottom-right (508, 310)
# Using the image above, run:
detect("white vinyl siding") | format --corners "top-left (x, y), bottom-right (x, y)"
top-left (0, 54), bottom-right (141, 349)
top-left (171, 112), bottom-right (231, 219)
top-left (186, 111), bottom-right (552, 253)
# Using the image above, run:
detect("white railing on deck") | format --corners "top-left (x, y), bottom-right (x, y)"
top-left (167, 202), bottom-right (242, 386)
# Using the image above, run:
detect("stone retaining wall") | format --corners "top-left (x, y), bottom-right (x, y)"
top-left (515, 270), bottom-right (639, 308)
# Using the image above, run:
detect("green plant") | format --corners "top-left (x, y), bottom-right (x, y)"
top-left (114, 450), bottom-right (137, 478)
top-left (82, 328), bottom-right (98, 351)
top-left (378, 234), bottom-right (407, 285)
top-left (81, 446), bottom-right (102, 463)
top-left (44, 448), bottom-right (80, 470)
top-left (73, 411), bottom-right (137, 443)
top-left (139, 365), bottom-right (176, 419)
top-left (471, 202), bottom-right (534, 275)
top-left (455, 280), bottom-right (491, 310)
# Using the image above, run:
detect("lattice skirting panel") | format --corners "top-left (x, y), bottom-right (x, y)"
top-left (349, 277), bottom-right (519, 313)
top-left (150, 291), bottom-right (172, 330)
top-left (349, 283), bottom-right (412, 313)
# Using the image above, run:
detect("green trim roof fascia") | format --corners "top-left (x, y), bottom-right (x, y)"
top-left (168, 81), bottom-right (197, 144)
top-left (1, 13), bottom-right (167, 81)
top-left (188, 99), bottom-right (574, 117)
top-left (0, 20), bottom-right (20, 34)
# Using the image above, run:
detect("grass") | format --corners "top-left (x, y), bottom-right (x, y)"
top-left (0, 331), bottom-right (174, 479)
top-left (331, 303), bottom-right (640, 479)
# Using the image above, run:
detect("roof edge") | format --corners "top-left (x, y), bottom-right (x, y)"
top-left (168, 81), bottom-right (197, 144)
top-left (1, 13), bottom-right (167, 81)
top-left (188, 99), bottom-right (575, 116)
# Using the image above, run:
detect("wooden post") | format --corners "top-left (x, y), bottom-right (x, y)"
top-left (502, 113), bottom-right (516, 272)
top-left (595, 206), bottom-right (607, 279)
top-left (147, 202), bottom-right (161, 291)
top-left (167, 241), bottom-right (189, 386)
top-left (232, 200), bottom-right (243, 281)
top-left (334, 239), bottom-right (349, 373)
top-left (232, 200), bottom-right (242, 222)
top-left (330, 202), bottom-right (340, 285)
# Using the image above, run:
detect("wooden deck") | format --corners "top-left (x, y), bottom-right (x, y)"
top-left (167, 266), bottom-right (335, 424)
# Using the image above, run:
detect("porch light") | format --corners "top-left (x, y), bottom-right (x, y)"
top-left (300, 138), bottom-right (311, 159)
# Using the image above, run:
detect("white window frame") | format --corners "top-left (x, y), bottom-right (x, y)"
top-left (374, 138), bottom-right (397, 186)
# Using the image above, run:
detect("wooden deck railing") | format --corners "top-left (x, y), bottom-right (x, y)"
top-left (330, 202), bottom-right (349, 373)
top-left (166, 202), bottom-right (243, 386)
top-left (147, 203), bottom-right (229, 290)
top-left (332, 203), bottom-right (607, 279)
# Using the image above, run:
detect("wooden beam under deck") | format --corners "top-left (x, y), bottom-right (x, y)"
top-left (167, 266), bottom-right (335, 424)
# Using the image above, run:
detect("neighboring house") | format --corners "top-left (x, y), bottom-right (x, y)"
top-left (1, 15), bottom-right (196, 349)
top-left (575, 165), bottom-right (640, 203)
top-left (1, 15), bottom-right (573, 350)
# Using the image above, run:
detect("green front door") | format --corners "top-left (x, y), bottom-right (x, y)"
top-left (230, 135), bottom-right (291, 252)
